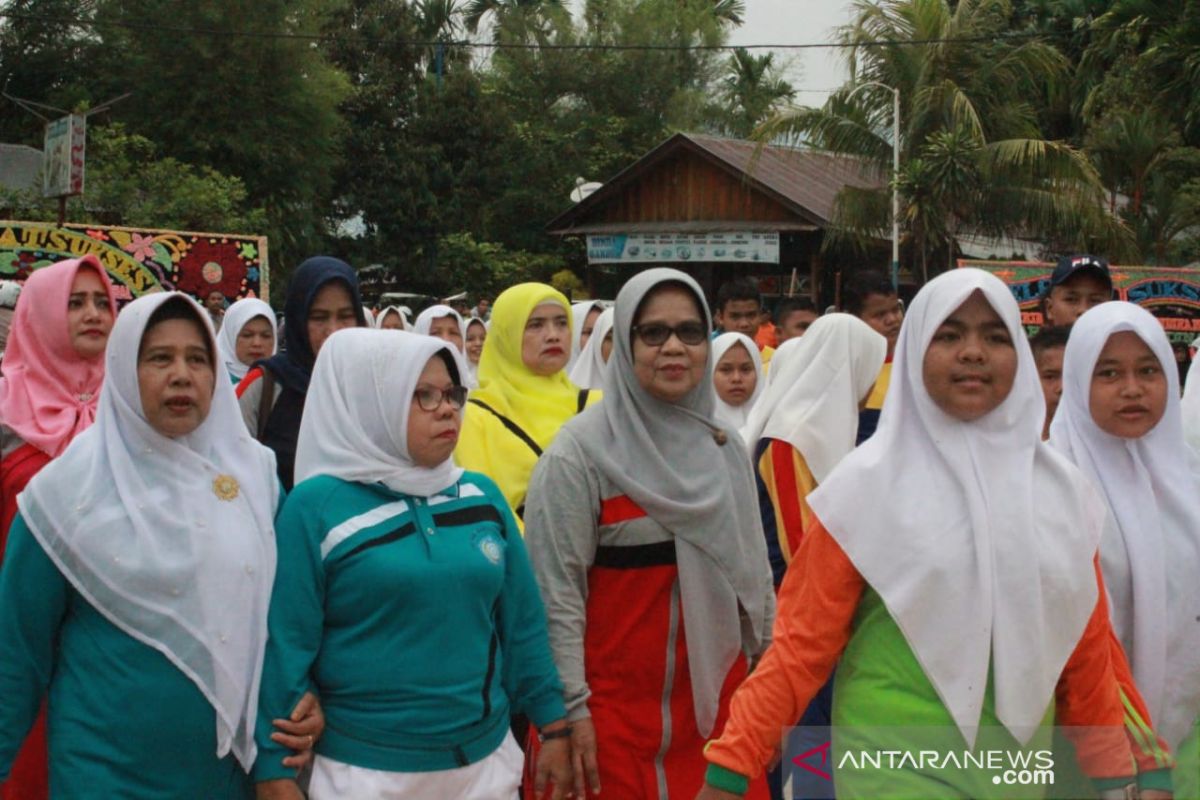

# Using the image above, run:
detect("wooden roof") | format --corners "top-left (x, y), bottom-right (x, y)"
top-left (547, 132), bottom-right (883, 235)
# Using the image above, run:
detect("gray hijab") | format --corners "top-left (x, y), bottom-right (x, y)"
top-left (558, 268), bottom-right (774, 736)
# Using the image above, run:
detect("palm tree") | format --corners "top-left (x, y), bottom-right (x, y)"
top-left (462, 0), bottom-right (564, 35)
top-left (754, 0), bottom-right (1132, 277)
top-left (718, 48), bottom-right (796, 137)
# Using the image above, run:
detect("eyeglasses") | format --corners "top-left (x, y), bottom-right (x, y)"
top-left (631, 321), bottom-right (708, 347)
top-left (413, 385), bottom-right (469, 412)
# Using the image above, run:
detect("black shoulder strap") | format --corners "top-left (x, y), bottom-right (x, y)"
top-left (467, 398), bottom-right (543, 458)
top-left (255, 368), bottom-right (276, 442)
top-left (576, 389), bottom-right (590, 414)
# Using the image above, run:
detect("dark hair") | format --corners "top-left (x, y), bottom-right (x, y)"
top-left (715, 279), bottom-right (761, 313)
top-left (1028, 325), bottom-right (1071, 358)
top-left (775, 296), bottom-right (818, 323)
top-left (842, 270), bottom-right (896, 316)
top-left (434, 348), bottom-right (462, 386)
top-left (139, 295), bottom-right (215, 363)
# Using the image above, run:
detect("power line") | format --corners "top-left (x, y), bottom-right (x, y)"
top-left (0, 10), bottom-right (1050, 52)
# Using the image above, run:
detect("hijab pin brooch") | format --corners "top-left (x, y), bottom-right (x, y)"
top-left (712, 429), bottom-right (728, 446)
top-left (213, 474), bottom-right (240, 502)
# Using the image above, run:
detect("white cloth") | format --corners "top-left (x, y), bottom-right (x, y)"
top-left (568, 307), bottom-right (613, 390)
top-left (808, 268), bottom-right (1105, 747)
top-left (709, 332), bottom-right (765, 430)
top-left (18, 292), bottom-right (279, 769)
top-left (1048, 301), bottom-right (1200, 749)
top-left (740, 314), bottom-right (885, 482)
top-left (361, 307), bottom-right (376, 327)
top-left (374, 305), bottom-right (408, 330)
top-left (1182, 336), bottom-right (1200, 453)
top-left (308, 732), bottom-right (522, 800)
top-left (411, 305), bottom-right (475, 388)
top-left (568, 300), bottom-right (602, 371)
top-left (214, 298), bottom-right (277, 382)
top-left (295, 328), bottom-right (465, 497)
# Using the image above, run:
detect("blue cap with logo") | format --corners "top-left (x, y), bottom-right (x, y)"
top-left (1043, 254), bottom-right (1113, 298)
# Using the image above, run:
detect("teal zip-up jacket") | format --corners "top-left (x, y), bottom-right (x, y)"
top-left (253, 471), bottom-right (566, 781)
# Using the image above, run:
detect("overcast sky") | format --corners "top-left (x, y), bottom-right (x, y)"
top-left (727, 0), bottom-right (857, 107)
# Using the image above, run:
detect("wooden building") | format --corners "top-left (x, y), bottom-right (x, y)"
top-left (546, 132), bottom-right (885, 306)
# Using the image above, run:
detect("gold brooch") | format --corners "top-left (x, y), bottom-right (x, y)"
top-left (213, 474), bottom-right (240, 501)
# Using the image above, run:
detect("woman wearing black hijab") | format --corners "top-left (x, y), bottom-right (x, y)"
top-left (237, 257), bottom-right (365, 489)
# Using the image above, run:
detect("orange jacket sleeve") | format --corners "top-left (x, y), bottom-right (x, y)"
top-left (704, 519), bottom-right (864, 781)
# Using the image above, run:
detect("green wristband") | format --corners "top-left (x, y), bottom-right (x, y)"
top-left (704, 762), bottom-right (749, 795)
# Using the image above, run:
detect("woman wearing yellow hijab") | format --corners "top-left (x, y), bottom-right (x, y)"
top-left (456, 283), bottom-right (579, 520)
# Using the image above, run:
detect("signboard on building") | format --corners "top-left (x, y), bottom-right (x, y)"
top-left (961, 259), bottom-right (1200, 343)
top-left (42, 114), bottom-right (86, 198)
top-left (0, 221), bottom-right (269, 304)
top-left (587, 232), bottom-right (780, 265)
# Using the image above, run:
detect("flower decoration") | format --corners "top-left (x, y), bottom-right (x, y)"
top-left (173, 238), bottom-right (248, 298)
top-left (86, 229), bottom-right (110, 242)
top-left (123, 232), bottom-right (158, 263)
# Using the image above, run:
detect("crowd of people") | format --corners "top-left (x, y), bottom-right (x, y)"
top-left (0, 251), bottom-right (1196, 800)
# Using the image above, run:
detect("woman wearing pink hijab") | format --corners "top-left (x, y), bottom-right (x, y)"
top-left (0, 254), bottom-right (116, 800)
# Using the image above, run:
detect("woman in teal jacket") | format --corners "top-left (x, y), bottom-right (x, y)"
top-left (254, 328), bottom-right (572, 799)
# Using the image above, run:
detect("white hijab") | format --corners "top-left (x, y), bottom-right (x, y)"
top-left (464, 317), bottom-right (488, 385)
top-left (568, 306), bottom-right (613, 391)
top-left (373, 305), bottom-right (408, 330)
top-left (295, 329), bottom-right (465, 497)
top-left (710, 333), bottom-right (765, 430)
top-left (412, 305), bottom-right (475, 388)
top-left (214, 298), bottom-right (277, 382)
top-left (808, 268), bottom-right (1105, 747)
top-left (1049, 301), bottom-right (1200, 748)
top-left (740, 314), bottom-right (885, 481)
top-left (1182, 335), bottom-right (1200, 453)
top-left (18, 292), bottom-right (279, 769)
top-left (569, 300), bottom-right (602, 371)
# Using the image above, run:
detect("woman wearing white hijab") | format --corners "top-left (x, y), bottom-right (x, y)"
top-left (1049, 301), bottom-right (1199, 780)
top-left (699, 269), bottom-right (1171, 800)
top-left (414, 304), bottom-right (466, 350)
top-left (1182, 334), bottom-right (1200, 452)
top-left (215, 297), bottom-right (278, 384)
top-left (524, 268), bottom-right (775, 800)
top-left (710, 332), bottom-right (764, 430)
top-left (568, 300), bottom-right (604, 371)
top-left (0, 293), bottom-right (320, 798)
top-left (373, 305), bottom-right (407, 331)
top-left (568, 307), bottom-right (613, 391)
top-left (253, 329), bottom-right (571, 800)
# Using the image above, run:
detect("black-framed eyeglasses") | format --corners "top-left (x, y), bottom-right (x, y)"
top-left (632, 321), bottom-right (708, 347)
top-left (413, 385), bottom-right (469, 412)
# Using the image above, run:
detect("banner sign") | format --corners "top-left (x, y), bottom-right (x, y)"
top-left (42, 114), bottom-right (86, 198)
top-left (960, 260), bottom-right (1200, 343)
top-left (0, 221), bottom-right (269, 304)
top-left (587, 232), bottom-right (780, 265)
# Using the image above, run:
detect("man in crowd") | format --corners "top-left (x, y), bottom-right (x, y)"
top-left (843, 270), bottom-right (903, 443)
top-left (1040, 254), bottom-right (1113, 328)
top-left (714, 278), bottom-right (775, 367)
top-left (774, 296), bottom-right (821, 345)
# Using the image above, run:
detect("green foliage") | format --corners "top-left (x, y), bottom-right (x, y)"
top-left (713, 49), bottom-right (796, 137)
top-left (417, 232), bottom-right (564, 296)
top-left (550, 268), bottom-right (586, 298)
top-left (0, 124), bottom-right (266, 233)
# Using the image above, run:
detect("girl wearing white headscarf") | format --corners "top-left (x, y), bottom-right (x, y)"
top-left (253, 329), bottom-right (571, 800)
top-left (710, 333), bottom-right (765, 430)
top-left (1049, 301), bottom-right (1200, 775)
top-left (699, 269), bottom-right (1171, 800)
top-left (215, 298), bottom-right (278, 384)
top-left (525, 269), bottom-right (775, 800)
top-left (464, 316), bottom-right (487, 386)
top-left (568, 306), bottom-right (613, 411)
top-left (0, 293), bottom-right (320, 798)
top-left (373, 305), bottom-right (408, 331)
top-left (568, 300), bottom-right (603, 372)
top-left (413, 304), bottom-right (465, 347)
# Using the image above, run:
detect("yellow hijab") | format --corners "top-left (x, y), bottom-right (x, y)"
top-left (470, 283), bottom-right (579, 446)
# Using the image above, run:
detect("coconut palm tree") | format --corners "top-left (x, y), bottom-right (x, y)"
top-left (755, 0), bottom-right (1132, 277)
top-left (462, 0), bottom-right (564, 35)
top-left (717, 48), bottom-right (796, 137)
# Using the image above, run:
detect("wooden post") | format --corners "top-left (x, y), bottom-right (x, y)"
top-left (57, 196), bottom-right (67, 227)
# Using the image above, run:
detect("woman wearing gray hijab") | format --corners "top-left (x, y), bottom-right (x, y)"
top-left (523, 268), bottom-right (775, 800)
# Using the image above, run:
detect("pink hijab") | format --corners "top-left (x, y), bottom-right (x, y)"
top-left (0, 255), bottom-right (116, 457)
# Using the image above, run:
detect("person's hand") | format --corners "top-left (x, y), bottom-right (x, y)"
top-left (533, 722), bottom-right (574, 800)
top-left (255, 779), bottom-right (304, 800)
top-left (570, 716), bottom-right (602, 797)
top-left (272, 691), bottom-right (324, 768)
top-left (694, 785), bottom-right (742, 800)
